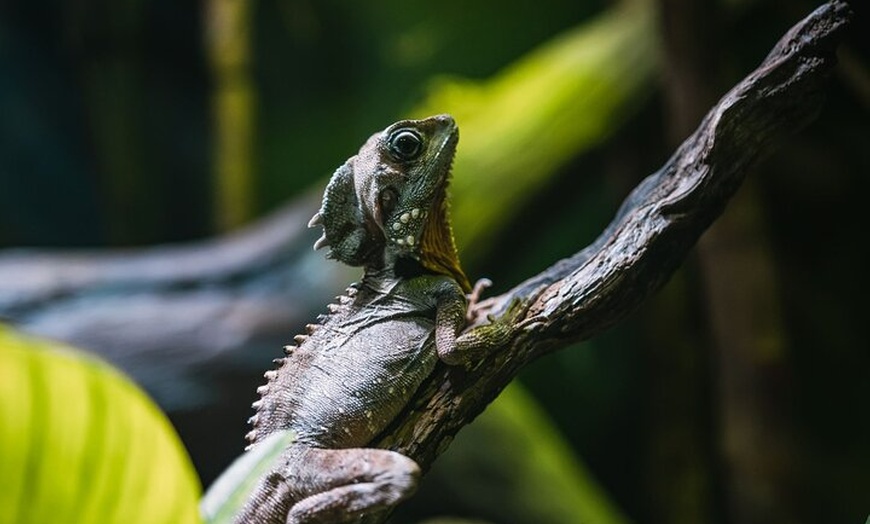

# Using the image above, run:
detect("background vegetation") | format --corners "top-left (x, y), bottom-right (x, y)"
top-left (1, 0), bottom-right (867, 522)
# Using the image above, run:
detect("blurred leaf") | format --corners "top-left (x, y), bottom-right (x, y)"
top-left (410, 0), bottom-right (658, 257)
top-left (200, 430), bottom-right (295, 524)
top-left (429, 382), bottom-right (630, 524)
top-left (0, 325), bottom-right (201, 524)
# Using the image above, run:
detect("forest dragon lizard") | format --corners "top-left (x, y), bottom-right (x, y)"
top-left (238, 114), bottom-right (532, 523)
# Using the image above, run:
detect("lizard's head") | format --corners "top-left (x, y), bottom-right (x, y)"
top-left (310, 114), bottom-right (471, 292)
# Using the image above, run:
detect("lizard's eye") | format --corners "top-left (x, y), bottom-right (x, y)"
top-left (379, 187), bottom-right (399, 217)
top-left (387, 130), bottom-right (423, 161)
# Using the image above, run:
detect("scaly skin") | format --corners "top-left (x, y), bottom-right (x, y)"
top-left (237, 115), bottom-right (521, 523)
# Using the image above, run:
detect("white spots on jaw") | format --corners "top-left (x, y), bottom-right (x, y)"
top-left (389, 207), bottom-right (426, 247)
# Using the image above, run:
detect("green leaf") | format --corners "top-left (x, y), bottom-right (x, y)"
top-left (200, 430), bottom-right (295, 524)
top-left (0, 325), bottom-right (202, 524)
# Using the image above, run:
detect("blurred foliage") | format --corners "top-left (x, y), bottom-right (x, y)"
top-left (0, 0), bottom-right (609, 246)
top-left (414, 0), bottom-right (656, 259)
top-left (1, 0), bottom-right (868, 523)
top-left (0, 325), bottom-right (201, 524)
top-left (403, 382), bottom-right (630, 524)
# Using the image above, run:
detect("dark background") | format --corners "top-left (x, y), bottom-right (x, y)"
top-left (1, 1), bottom-right (868, 523)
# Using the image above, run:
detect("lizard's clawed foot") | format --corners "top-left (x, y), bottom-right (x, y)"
top-left (451, 297), bottom-right (545, 370)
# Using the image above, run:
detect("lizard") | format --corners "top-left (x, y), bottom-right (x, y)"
top-left (236, 114), bottom-right (532, 523)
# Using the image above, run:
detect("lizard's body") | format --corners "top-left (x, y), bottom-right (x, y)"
top-left (252, 273), bottom-right (460, 450)
top-left (237, 115), bottom-right (523, 523)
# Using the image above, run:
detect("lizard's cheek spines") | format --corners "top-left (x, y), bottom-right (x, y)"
top-left (313, 162), bottom-right (380, 266)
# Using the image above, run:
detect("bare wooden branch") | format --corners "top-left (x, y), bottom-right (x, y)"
top-left (372, 0), bottom-right (852, 491)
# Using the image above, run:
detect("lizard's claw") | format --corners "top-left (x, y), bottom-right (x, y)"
top-left (468, 278), bottom-right (492, 305)
top-left (518, 314), bottom-right (548, 332)
top-left (466, 278), bottom-right (492, 322)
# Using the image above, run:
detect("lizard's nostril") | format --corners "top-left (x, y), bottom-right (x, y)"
top-left (433, 114), bottom-right (454, 127)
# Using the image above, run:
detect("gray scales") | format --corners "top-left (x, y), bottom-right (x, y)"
top-left (239, 115), bottom-right (536, 523)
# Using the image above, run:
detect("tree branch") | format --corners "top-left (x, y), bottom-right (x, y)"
top-left (373, 0), bottom-right (852, 496)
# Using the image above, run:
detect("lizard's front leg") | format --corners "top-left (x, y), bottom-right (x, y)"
top-left (434, 282), bottom-right (535, 368)
top-left (237, 446), bottom-right (420, 524)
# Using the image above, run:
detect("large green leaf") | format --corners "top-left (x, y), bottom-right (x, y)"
top-left (0, 325), bottom-right (202, 524)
